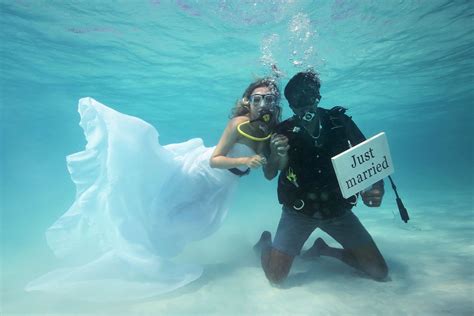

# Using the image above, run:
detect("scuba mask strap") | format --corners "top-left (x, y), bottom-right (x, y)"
top-left (388, 176), bottom-right (410, 223)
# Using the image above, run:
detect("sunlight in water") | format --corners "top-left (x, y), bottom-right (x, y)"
top-left (1, 0), bottom-right (473, 315)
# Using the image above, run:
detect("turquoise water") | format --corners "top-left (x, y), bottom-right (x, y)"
top-left (1, 1), bottom-right (473, 315)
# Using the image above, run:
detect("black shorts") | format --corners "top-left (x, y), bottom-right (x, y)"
top-left (272, 206), bottom-right (375, 257)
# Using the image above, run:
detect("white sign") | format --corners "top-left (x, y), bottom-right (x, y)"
top-left (331, 132), bottom-right (394, 199)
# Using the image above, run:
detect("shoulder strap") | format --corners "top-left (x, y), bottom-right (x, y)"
top-left (328, 106), bottom-right (348, 129)
top-left (329, 106), bottom-right (367, 146)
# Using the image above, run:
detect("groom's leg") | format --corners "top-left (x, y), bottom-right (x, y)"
top-left (254, 231), bottom-right (293, 283)
top-left (261, 246), bottom-right (294, 284)
top-left (259, 206), bottom-right (316, 284)
top-left (317, 210), bottom-right (389, 281)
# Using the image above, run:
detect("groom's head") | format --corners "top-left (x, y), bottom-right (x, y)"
top-left (284, 71), bottom-right (321, 111)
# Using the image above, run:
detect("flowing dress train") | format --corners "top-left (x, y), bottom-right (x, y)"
top-left (26, 97), bottom-right (255, 301)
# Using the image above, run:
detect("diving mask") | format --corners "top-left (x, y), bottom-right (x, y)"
top-left (249, 93), bottom-right (277, 108)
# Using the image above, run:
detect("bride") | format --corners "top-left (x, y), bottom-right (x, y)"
top-left (26, 77), bottom-right (289, 301)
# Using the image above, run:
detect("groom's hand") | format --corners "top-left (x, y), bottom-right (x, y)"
top-left (270, 134), bottom-right (289, 157)
top-left (361, 181), bottom-right (385, 207)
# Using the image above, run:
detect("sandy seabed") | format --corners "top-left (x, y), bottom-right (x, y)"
top-left (2, 188), bottom-right (473, 316)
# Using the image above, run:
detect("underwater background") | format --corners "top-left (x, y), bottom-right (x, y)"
top-left (1, 0), bottom-right (473, 315)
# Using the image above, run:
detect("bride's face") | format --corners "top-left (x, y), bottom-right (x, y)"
top-left (248, 86), bottom-right (272, 118)
top-left (248, 86), bottom-right (278, 133)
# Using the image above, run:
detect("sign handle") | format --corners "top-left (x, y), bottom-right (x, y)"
top-left (388, 176), bottom-right (410, 223)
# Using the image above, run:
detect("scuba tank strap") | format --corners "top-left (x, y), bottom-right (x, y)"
top-left (328, 106), bottom-right (348, 130)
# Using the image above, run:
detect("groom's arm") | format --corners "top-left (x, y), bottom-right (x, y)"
top-left (263, 134), bottom-right (289, 180)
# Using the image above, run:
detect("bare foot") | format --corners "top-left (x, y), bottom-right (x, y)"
top-left (300, 237), bottom-right (328, 260)
top-left (253, 231), bottom-right (272, 254)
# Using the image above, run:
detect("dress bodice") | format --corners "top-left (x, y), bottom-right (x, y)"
top-left (226, 143), bottom-right (257, 171)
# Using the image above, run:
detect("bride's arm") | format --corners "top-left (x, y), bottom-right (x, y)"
top-left (210, 117), bottom-right (265, 170)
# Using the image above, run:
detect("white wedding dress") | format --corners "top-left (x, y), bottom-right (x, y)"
top-left (26, 97), bottom-right (255, 301)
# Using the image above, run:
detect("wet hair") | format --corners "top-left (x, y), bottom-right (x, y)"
top-left (231, 77), bottom-right (282, 122)
top-left (284, 71), bottom-right (321, 109)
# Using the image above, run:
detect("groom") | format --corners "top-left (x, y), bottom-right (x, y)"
top-left (259, 70), bottom-right (388, 284)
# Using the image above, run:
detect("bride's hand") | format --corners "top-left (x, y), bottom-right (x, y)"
top-left (245, 155), bottom-right (267, 169)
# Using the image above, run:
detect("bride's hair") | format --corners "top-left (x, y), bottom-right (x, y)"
top-left (230, 77), bottom-right (282, 122)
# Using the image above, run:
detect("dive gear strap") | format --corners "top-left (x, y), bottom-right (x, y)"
top-left (388, 176), bottom-right (410, 223)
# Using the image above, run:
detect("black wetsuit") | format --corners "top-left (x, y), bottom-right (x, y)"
top-left (275, 106), bottom-right (366, 219)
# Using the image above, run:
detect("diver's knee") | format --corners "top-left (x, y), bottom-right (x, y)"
top-left (377, 264), bottom-right (389, 280)
top-left (265, 269), bottom-right (288, 285)
top-left (264, 259), bottom-right (291, 284)
top-left (265, 261), bottom-right (291, 284)
top-left (262, 248), bottom-right (293, 284)
top-left (369, 262), bottom-right (389, 281)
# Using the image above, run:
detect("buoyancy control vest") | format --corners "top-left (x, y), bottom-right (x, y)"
top-left (275, 106), bottom-right (366, 219)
